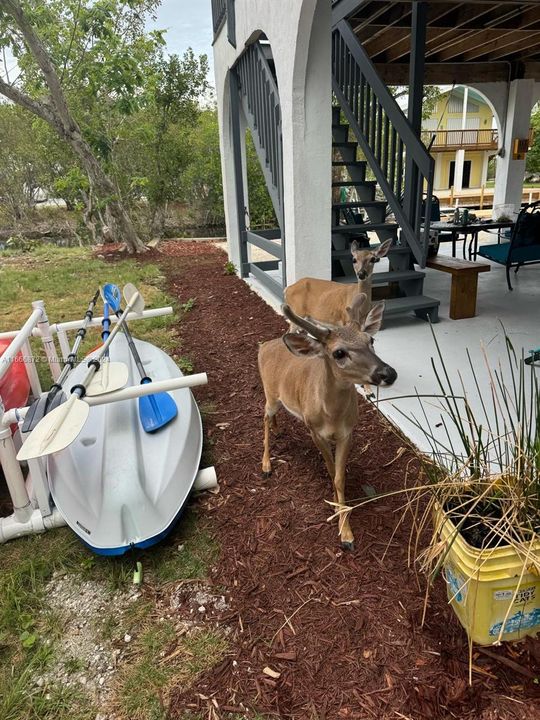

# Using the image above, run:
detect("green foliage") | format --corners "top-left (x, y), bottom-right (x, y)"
top-left (526, 105), bottom-right (540, 175)
top-left (223, 260), bottom-right (237, 275)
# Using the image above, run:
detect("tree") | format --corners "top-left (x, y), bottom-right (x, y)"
top-left (0, 0), bottom-right (161, 251)
top-left (526, 105), bottom-right (540, 176)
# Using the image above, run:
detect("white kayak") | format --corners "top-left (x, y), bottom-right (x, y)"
top-left (46, 333), bottom-right (203, 555)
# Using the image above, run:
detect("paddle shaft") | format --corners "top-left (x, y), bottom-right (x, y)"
top-left (53, 290), bottom-right (100, 390)
top-left (114, 309), bottom-right (148, 381)
top-left (73, 291), bottom-right (142, 397)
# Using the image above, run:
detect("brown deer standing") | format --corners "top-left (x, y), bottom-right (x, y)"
top-left (258, 294), bottom-right (396, 549)
top-left (284, 238), bottom-right (393, 326)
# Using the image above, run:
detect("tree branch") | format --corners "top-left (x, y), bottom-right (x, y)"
top-left (0, 74), bottom-right (58, 128)
top-left (0, 0), bottom-right (76, 131)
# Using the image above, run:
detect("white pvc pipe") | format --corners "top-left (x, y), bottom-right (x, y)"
top-left (193, 466), bottom-right (218, 491)
top-left (85, 373), bottom-right (208, 406)
top-left (0, 507), bottom-right (66, 544)
top-left (52, 306), bottom-right (173, 333)
top-left (0, 307), bottom-right (43, 382)
top-left (0, 307), bottom-right (173, 340)
top-left (33, 301), bottom-right (61, 381)
top-left (22, 339), bottom-right (42, 397)
top-left (56, 329), bottom-right (71, 364)
top-left (0, 427), bottom-right (32, 522)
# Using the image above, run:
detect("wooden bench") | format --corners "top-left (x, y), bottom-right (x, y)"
top-left (426, 256), bottom-right (490, 320)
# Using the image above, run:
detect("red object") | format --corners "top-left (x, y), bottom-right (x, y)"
top-left (0, 339), bottom-right (30, 432)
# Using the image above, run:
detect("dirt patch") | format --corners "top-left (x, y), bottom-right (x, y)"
top-left (35, 573), bottom-right (137, 706)
top-left (141, 241), bottom-right (540, 719)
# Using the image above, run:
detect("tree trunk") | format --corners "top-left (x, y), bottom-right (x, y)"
top-left (0, 0), bottom-right (146, 253)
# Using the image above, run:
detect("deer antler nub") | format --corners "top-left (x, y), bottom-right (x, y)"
top-left (282, 304), bottom-right (330, 341)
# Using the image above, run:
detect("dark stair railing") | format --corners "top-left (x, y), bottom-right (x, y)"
top-left (332, 20), bottom-right (434, 266)
top-left (234, 41), bottom-right (285, 297)
top-left (236, 42), bottom-right (284, 227)
top-left (211, 0), bottom-right (226, 36)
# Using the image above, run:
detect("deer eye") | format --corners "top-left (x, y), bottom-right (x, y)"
top-left (352, 257), bottom-right (357, 264)
top-left (333, 349), bottom-right (347, 360)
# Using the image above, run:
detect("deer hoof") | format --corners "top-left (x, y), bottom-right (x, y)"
top-left (341, 540), bottom-right (355, 552)
top-left (262, 470), bottom-right (272, 478)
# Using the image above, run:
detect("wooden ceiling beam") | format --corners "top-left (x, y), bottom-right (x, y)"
top-left (433, 28), bottom-right (533, 62)
top-left (362, 28), bottom-right (410, 58)
top-left (375, 62), bottom-right (511, 85)
top-left (463, 30), bottom-right (540, 62)
top-left (485, 30), bottom-right (540, 62)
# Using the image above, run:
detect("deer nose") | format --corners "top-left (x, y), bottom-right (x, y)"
top-left (372, 365), bottom-right (397, 386)
top-left (357, 269), bottom-right (368, 280)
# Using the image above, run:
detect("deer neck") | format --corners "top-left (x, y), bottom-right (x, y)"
top-left (356, 274), bottom-right (372, 299)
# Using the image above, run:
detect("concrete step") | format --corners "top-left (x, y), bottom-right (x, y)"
top-left (383, 295), bottom-right (440, 320)
top-left (332, 160), bottom-right (366, 168)
top-left (332, 269), bottom-right (426, 285)
top-left (332, 223), bottom-right (398, 233)
top-left (332, 180), bottom-right (377, 188)
top-left (332, 201), bottom-right (387, 210)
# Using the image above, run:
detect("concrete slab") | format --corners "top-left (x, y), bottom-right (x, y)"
top-left (244, 233), bottom-right (539, 460)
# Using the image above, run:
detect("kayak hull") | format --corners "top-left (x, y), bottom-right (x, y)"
top-left (47, 334), bottom-right (202, 555)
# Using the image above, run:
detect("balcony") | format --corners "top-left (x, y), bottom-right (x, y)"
top-left (421, 128), bottom-right (499, 152)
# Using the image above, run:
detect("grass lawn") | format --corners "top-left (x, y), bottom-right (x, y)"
top-left (0, 246), bottom-right (226, 720)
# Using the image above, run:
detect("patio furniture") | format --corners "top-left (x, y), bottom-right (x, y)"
top-left (477, 200), bottom-right (540, 290)
top-left (421, 194), bottom-right (461, 257)
top-left (430, 219), bottom-right (515, 261)
top-left (426, 256), bottom-right (490, 319)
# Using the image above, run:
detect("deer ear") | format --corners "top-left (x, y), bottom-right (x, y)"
top-left (350, 239), bottom-right (362, 254)
top-left (362, 301), bottom-right (385, 336)
top-left (346, 293), bottom-right (367, 323)
top-left (376, 239), bottom-right (393, 258)
top-left (282, 333), bottom-right (323, 358)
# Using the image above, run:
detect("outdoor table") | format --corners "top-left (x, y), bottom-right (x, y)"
top-left (430, 220), bottom-right (515, 260)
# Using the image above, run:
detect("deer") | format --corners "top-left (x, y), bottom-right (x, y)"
top-left (257, 294), bottom-right (397, 550)
top-left (284, 238), bottom-right (393, 326)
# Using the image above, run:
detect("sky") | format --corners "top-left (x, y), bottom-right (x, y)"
top-left (148, 0), bottom-right (215, 83)
top-left (0, 1), bottom-right (215, 86)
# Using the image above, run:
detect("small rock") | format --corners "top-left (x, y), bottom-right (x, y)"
top-left (36, 677), bottom-right (44, 687)
top-left (177, 544), bottom-right (185, 552)
top-left (124, 634), bottom-right (132, 643)
top-left (99, 677), bottom-right (105, 686)
top-left (198, 606), bottom-right (206, 613)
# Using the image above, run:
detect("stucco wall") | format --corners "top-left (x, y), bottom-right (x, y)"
top-left (213, 0), bottom-right (332, 285)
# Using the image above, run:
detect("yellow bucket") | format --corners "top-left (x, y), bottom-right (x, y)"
top-left (435, 508), bottom-right (540, 645)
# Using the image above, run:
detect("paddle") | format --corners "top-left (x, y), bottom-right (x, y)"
top-left (102, 283), bottom-right (178, 432)
top-left (17, 285), bottom-right (145, 462)
top-left (22, 290), bottom-right (127, 432)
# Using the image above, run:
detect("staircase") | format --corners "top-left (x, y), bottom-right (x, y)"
top-left (331, 19), bottom-right (440, 322)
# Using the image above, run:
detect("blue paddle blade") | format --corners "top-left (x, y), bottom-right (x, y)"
top-left (138, 380), bottom-right (178, 433)
top-left (102, 283), bottom-right (122, 313)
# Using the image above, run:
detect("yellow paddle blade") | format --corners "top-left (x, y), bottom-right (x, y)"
top-left (17, 394), bottom-right (90, 461)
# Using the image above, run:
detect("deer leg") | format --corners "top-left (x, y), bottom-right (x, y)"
top-left (334, 434), bottom-right (354, 550)
top-left (262, 404), bottom-right (278, 477)
top-left (308, 429), bottom-right (336, 488)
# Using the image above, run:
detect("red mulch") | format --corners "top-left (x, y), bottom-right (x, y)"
top-left (125, 241), bottom-right (540, 719)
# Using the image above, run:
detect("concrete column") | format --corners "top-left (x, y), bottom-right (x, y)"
top-left (215, 73), bottom-right (243, 273)
top-left (433, 155), bottom-right (443, 191)
top-left (453, 148), bottom-right (465, 192)
top-left (480, 152), bottom-right (490, 187)
top-left (281, 0), bottom-right (331, 284)
top-left (493, 78), bottom-right (535, 218)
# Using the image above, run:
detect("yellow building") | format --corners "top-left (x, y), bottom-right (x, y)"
top-left (421, 86), bottom-right (497, 192)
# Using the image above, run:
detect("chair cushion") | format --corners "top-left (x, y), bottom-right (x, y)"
top-left (478, 242), bottom-right (540, 265)
top-left (478, 243), bottom-right (510, 263)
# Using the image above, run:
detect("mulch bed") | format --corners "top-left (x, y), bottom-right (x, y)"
top-left (127, 241), bottom-right (539, 719)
